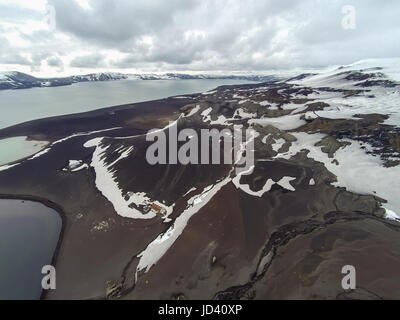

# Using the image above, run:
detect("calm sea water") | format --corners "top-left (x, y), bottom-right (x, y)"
top-left (0, 199), bottom-right (61, 300)
top-left (0, 79), bottom-right (253, 130)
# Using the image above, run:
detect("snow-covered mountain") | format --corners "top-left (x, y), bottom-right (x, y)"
top-left (70, 72), bottom-right (129, 82)
top-left (0, 71), bottom-right (128, 90)
top-left (0, 71), bottom-right (278, 90)
top-left (129, 73), bottom-right (278, 82)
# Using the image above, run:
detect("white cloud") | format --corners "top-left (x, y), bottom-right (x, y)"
top-left (0, 0), bottom-right (47, 12)
top-left (74, 0), bottom-right (91, 11)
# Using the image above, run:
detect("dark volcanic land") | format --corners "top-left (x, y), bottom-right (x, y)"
top-left (0, 65), bottom-right (400, 300)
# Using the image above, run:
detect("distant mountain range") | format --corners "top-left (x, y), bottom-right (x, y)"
top-left (0, 71), bottom-right (279, 90)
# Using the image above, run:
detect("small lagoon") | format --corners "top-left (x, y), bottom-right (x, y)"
top-left (0, 199), bottom-right (62, 299)
top-left (0, 136), bottom-right (48, 166)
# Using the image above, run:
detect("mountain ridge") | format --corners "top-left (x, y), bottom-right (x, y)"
top-left (0, 71), bottom-right (279, 90)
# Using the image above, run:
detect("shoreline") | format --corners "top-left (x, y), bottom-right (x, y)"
top-left (0, 95), bottom-right (199, 140)
top-left (0, 78), bottom-right (260, 131)
top-left (0, 193), bottom-right (66, 300)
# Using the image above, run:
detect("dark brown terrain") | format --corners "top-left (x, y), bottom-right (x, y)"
top-left (0, 67), bottom-right (399, 300)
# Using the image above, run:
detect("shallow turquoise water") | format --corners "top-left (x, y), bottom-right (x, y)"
top-left (0, 136), bottom-right (48, 166)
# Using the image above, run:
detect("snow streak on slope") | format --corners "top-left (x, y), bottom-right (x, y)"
top-left (52, 127), bottom-right (121, 145)
top-left (0, 163), bottom-right (19, 172)
top-left (135, 174), bottom-right (232, 278)
top-left (83, 128), bottom-right (176, 221)
top-left (135, 124), bottom-right (258, 277)
top-left (84, 138), bottom-right (152, 219)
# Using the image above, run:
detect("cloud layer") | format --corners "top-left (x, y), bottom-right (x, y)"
top-left (0, 0), bottom-right (399, 75)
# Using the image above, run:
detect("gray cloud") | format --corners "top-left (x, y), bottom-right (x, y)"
top-left (48, 0), bottom-right (200, 47)
top-left (0, 33), bottom-right (30, 65)
top-left (47, 55), bottom-right (63, 67)
top-left (0, 4), bottom-right (42, 23)
top-left (70, 53), bottom-right (105, 68)
top-left (1, 0), bottom-right (399, 72)
top-left (0, 53), bottom-right (30, 65)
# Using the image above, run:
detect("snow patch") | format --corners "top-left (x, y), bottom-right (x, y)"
top-left (184, 104), bottom-right (200, 118)
top-left (202, 90), bottom-right (217, 95)
top-left (276, 176), bottom-right (296, 191)
top-left (280, 132), bottom-right (400, 214)
top-left (271, 138), bottom-right (285, 152)
top-left (249, 114), bottom-right (306, 130)
top-left (384, 208), bottom-right (400, 221)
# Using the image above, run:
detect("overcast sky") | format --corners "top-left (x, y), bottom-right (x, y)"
top-left (0, 0), bottom-right (399, 76)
